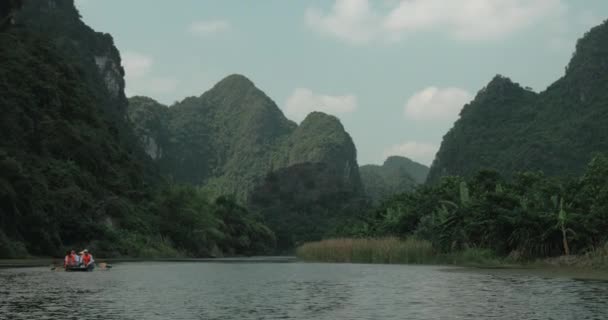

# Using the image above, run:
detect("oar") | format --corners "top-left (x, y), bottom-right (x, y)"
top-left (50, 264), bottom-right (63, 271)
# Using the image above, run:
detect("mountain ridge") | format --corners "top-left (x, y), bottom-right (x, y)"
top-left (129, 74), bottom-right (362, 201)
top-left (427, 19), bottom-right (608, 183)
top-left (360, 156), bottom-right (429, 203)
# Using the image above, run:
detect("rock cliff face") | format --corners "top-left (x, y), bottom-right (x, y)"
top-left (17, 0), bottom-right (129, 118)
top-left (129, 75), bottom-right (362, 200)
top-left (127, 97), bottom-right (170, 161)
top-left (428, 20), bottom-right (608, 183)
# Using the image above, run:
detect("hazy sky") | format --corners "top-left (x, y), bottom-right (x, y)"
top-left (76, 0), bottom-right (607, 166)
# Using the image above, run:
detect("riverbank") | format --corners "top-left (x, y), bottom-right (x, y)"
top-left (296, 238), bottom-right (608, 271)
top-left (0, 256), bottom-right (297, 269)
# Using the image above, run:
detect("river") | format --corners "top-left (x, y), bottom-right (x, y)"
top-left (1, 262), bottom-right (607, 319)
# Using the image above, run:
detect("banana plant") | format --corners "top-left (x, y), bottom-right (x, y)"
top-left (550, 195), bottom-right (576, 256)
top-left (438, 181), bottom-right (472, 250)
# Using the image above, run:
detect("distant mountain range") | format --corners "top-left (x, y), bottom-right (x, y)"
top-left (5, 0), bottom-right (608, 256)
top-left (128, 75), bottom-right (362, 201)
top-left (428, 19), bottom-right (608, 183)
top-left (360, 156), bottom-right (429, 203)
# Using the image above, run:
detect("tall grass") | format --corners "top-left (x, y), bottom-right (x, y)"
top-left (296, 238), bottom-right (436, 264)
top-left (585, 243), bottom-right (608, 268)
top-left (296, 237), bottom-right (502, 266)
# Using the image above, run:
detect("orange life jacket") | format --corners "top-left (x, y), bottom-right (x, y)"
top-left (64, 254), bottom-right (76, 267)
top-left (83, 253), bottom-right (91, 265)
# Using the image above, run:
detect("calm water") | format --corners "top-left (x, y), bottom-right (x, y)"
top-left (1, 262), bottom-right (607, 320)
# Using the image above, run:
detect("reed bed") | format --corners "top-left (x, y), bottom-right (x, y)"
top-left (574, 243), bottom-right (608, 268)
top-left (296, 237), bottom-right (436, 264)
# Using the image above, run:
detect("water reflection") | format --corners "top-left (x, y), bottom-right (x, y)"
top-left (1, 263), bottom-right (607, 320)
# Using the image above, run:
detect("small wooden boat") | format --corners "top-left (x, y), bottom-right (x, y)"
top-left (65, 264), bottom-right (95, 272)
top-left (51, 262), bottom-right (111, 272)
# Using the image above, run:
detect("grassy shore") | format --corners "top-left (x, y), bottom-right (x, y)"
top-left (296, 238), bottom-right (608, 270)
top-left (296, 238), bottom-right (437, 264)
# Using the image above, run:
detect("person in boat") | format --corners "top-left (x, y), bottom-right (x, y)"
top-left (63, 250), bottom-right (71, 269)
top-left (64, 250), bottom-right (77, 269)
top-left (76, 250), bottom-right (83, 266)
top-left (81, 249), bottom-right (95, 270)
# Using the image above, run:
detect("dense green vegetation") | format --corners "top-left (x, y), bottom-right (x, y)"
top-left (0, 0), bottom-right (275, 258)
top-left (249, 163), bottom-right (368, 251)
top-left (132, 184), bottom-right (275, 257)
top-left (360, 156), bottom-right (429, 203)
top-left (128, 83), bottom-right (362, 202)
top-left (0, 25), bottom-right (149, 257)
top-left (128, 85), bottom-right (367, 250)
top-left (326, 155), bottom-right (608, 264)
top-left (4, 1), bottom-right (608, 265)
top-left (428, 19), bottom-right (608, 183)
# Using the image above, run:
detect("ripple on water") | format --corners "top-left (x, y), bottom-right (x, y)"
top-left (0, 263), bottom-right (607, 320)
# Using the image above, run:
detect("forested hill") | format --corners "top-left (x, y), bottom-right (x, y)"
top-left (128, 76), bottom-right (363, 201)
top-left (360, 156), bottom-right (429, 203)
top-left (428, 19), bottom-right (608, 183)
top-left (0, 0), bottom-right (155, 256)
top-left (0, 0), bottom-right (280, 259)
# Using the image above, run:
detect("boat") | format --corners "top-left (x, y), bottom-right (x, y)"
top-left (51, 262), bottom-right (111, 272)
top-left (65, 264), bottom-right (95, 272)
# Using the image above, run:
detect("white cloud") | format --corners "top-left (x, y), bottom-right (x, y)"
top-left (284, 88), bottom-right (357, 122)
top-left (404, 87), bottom-right (473, 121)
top-left (305, 0), bottom-right (379, 44)
top-left (189, 20), bottom-right (231, 36)
top-left (384, 141), bottom-right (439, 165)
top-left (121, 51), bottom-right (178, 97)
top-left (306, 0), bottom-right (566, 44)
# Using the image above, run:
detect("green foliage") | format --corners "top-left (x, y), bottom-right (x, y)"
top-left (360, 156), bottom-right (429, 203)
top-left (428, 20), bottom-right (608, 183)
top-left (0, 3), bottom-right (275, 258)
top-left (337, 155), bottom-right (608, 260)
top-left (249, 162), bottom-right (369, 252)
top-left (0, 28), bottom-right (146, 257)
top-left (149, 184), bottom-right (276, 257)
top-left (128, 80), bottom-right (362, 202)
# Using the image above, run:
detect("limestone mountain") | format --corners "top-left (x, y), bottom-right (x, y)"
top-left (128, 75), bottom-right (362, 201)
top-left (0, 0), bottom-right (155, 256)
top-left (18, 0), bottom-right (128, 118)
top-left (360, 156), bottom-right (429, 203)
top-left (288, 112), bottom-right (361, 191)
top-left (428, 20), bottom-right (608, 183)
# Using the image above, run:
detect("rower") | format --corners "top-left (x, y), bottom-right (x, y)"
top-left (82, 249), bottom-right (95, 270)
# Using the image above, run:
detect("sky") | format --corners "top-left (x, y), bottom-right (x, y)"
top-left (75, 0), bottom-right (608, 166)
